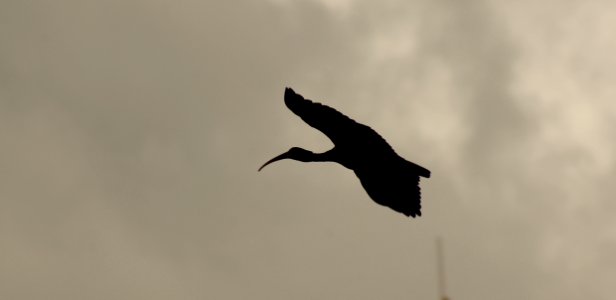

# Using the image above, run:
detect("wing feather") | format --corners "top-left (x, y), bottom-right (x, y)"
top-left (356, 169), bottom-right (422, 217)
top-left (284, 88), bottom-right (394, 153)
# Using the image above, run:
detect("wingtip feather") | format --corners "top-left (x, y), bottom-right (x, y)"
top-left (284, 87), bottom-right (306, 110)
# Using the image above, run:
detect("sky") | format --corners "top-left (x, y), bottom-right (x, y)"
top-left (1, 0), bottom-right (615, 299)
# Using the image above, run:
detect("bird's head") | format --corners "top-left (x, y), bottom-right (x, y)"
top-left (258, 147), bottom-right (314, 171)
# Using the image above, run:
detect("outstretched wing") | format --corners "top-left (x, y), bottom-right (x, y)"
top-left (355, 168), bottom-right (423, 217)
top-left (284, 87), bottom-right (394, 153)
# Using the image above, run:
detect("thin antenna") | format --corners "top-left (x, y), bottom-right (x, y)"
top-left (436, 237), bottom-right (450, 300)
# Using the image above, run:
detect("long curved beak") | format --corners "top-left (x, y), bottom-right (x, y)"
top-left (258, 151), bottom-right (290, 171)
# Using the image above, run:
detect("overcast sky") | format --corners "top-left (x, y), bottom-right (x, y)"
top-left (1, 0), bottom-right (615, 299)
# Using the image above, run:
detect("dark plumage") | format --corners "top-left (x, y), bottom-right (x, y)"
top-left (259, 88), bottom-right (431, 217)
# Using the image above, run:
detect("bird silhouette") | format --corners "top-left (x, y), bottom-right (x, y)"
top-left (259, 88), bottom-right (431, 217)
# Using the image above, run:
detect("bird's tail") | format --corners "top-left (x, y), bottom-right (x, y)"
top-left (420, 167), bottom-right (431, 178)
top-left (414, 163), bottom-right (431, 178)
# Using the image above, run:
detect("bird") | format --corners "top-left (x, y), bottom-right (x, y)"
top-left (259, 88), bottom-right (431, 217)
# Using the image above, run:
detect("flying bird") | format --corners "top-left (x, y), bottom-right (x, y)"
top-left (259, 88), bottom-right (431, 217)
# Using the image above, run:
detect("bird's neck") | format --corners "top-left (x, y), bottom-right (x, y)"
top-left (304, 150), bottom-right (331, 162)
top-left (297, 148), bottom-right (335, 163)
top-left (313, 148), bottom-right (354, 169)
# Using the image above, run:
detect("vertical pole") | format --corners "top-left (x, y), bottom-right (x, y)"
top-left (436, 237), bottom-right (449, 300)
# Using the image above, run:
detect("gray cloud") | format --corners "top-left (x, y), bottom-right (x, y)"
top-left (1, 0), bottom-right (615, 299)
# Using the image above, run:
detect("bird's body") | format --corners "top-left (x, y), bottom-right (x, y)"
top-left (259, 88), bottom-right (430, 217)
